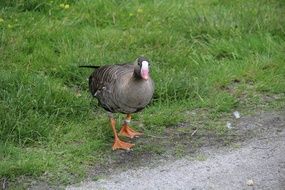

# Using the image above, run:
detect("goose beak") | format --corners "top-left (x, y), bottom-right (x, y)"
top-left (141, 69), bottom-right (149, 80)
top-left (141, 61), bottom-right (149, 80)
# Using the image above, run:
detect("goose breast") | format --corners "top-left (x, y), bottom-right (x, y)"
top-left (89, 64), bottom-right (154, 114)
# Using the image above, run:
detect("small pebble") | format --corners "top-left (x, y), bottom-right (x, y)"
top-left (247, 179), bottom-right (254, 186)
top-left (233, 111), bottom-right (240, 119)
top-left (226, 122), bottom-right (232, 129)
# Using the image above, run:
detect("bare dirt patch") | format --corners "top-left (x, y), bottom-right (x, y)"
top-left (65, 109), bottom-right (285, 190)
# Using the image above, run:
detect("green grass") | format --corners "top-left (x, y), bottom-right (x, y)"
top-left (1, 0), bottom-right (285, 187)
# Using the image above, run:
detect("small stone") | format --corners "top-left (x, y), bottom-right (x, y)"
top-left (226, 121), bottom-right (232, 129)
top-left (233, 111), bottom-right (240, 119)
top-left (247, 179), bottom-right (254, 186)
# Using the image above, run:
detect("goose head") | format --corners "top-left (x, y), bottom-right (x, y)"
top-left (134, 56), bottom-right (150, 80)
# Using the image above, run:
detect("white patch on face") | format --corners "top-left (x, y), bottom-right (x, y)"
top-left (141, 61), bottom-right (149, 69)
top-left (140, 60), bottom-right (149, 80)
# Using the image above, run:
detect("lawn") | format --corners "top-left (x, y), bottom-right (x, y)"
top-left (0, 0), bottom-right (285, 187)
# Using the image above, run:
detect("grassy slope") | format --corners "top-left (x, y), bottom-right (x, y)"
top-left (0, 0), bottom-right (284, 186)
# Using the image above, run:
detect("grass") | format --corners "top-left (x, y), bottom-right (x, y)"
top-left (0, 0), bottom-right (285, 187)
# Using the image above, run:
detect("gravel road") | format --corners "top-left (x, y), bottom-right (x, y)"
top-left (67, 111), bottom-right (285, 190)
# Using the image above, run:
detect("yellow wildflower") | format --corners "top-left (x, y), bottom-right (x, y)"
top-left (137, 8), bottom-right (143, 13)
top-left (59, 3), bottom-right (65, 8)
top-left (64, 4), bottom-right (70, 9)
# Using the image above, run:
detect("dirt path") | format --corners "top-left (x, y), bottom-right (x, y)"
top-left (67, 111), bottom-right (285, 190)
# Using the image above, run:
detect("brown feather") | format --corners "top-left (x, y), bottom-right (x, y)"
top-left (87, 58), bottom-right (154, 113)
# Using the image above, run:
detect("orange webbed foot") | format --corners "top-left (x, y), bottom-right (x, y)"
top-left (112, 138), bottom-right (135, 150)
top-left (119, 125), bottom-right (143, 139)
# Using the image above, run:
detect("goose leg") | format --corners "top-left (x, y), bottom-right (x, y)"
top-left (109, 115), bottom-right (134, 150)
top-left (119, 114), bottom-right (143, 138)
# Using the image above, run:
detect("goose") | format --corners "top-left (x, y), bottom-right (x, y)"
top-left (80, 57), bottom-right (154, 150)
